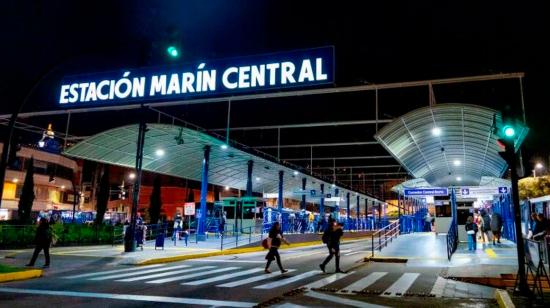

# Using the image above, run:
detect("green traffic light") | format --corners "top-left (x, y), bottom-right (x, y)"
top-left (503, 125), bottom-right (516, 138)
top-left (167, 46), bottom-right (179, 58)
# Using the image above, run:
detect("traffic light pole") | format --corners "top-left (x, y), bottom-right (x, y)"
top-left (505, 142), bottom-right (530, 294)
top-left (124, 109), bottom-right (147, 252)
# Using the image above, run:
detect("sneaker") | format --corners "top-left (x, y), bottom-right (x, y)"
top-left (336, 269), bottom-right (347, 273)
top-left (264, 269), bottom-right (271, 274)
top-left (319, 264), bottom-right (326, 273)
top-left (281, 269), bottom-right (288, 273)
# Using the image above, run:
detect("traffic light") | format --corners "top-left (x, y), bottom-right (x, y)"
top-left (166, 46), bottom-right (179, 58)
top-left (502, 125), bottom-right (516, 138)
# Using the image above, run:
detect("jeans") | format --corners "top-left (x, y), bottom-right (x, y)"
top-left (321, 244), bottom-right (341, 270)
top-left (467, 234), bottom-right (476, 250)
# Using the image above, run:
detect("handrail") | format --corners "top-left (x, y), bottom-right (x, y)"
top-left (446, 220), bottom-right (458, 261)
top-left (371, 220), bottom-right (400, 257)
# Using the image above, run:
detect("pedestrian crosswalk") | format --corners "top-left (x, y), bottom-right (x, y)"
top-left (62, 264), bottom-right (448, 298)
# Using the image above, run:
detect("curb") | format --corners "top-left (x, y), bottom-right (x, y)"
top-left (0, 269), bottom-right (43, 283)
top-left (137, 236), bottom-right (371, 265)
top-left (364, 256), bottom-right (408, 263)
top-left (495, 289), bottom-right (515, 308)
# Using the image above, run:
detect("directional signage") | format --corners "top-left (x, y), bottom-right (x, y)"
top-left (457, 187), bottom-right (511, 197)
top-left (404, 188), bottom-right (448, 197)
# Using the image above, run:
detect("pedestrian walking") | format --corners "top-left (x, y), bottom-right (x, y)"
top-left (490, 212), bottom-right (503, 244)
top-left (480, 210), bottom-right (492, 243)
top-left (264, 222), bottom-right (289, 274)
top-left (531, 213), bottom-right (548, 241)
top-left (26, 217), bottom-right (52, 268)
top-left (465, 216), bottom-right (478, 251)
top-left (320, 221), bottom-right (346, 273)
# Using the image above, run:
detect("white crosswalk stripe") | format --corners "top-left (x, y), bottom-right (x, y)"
top-left (338, 272), bottom-right (387, 294)
top-left (88, 264), bottom-right (190, 281)
top-left (116, 266), bottom-right (217, 282)
top-left (217, 269), bottom-right (297, 288)
top-left (254, 270), bottom-right (323, 289)
top-left (146, 266), bottom-right (240, 284)
top-left (301, 271), bottom-right (355, 289)
top-left (63, 264), bottom-right (163, 279)
top-left (381, 273), bottom-right (420, 297)
top-left (183, 268), bottom-right (265, 286)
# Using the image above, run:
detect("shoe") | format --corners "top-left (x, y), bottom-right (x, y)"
top-left (281, 269), bottom-right (288, 273)
top-left (493, 241), bottom-right (495, 245)
top-left (497, 240), bottom-right (501, 244)
top-left (42, 264), bottom-right (49, 268)
top-left (264, 269), bottom-right (271, 274)
top-left (25, 264), bottom-right (34, 267)
top-left (335, 269), bottom-right (347, 273)
top-left (319, 264), bottom-right (326, 273)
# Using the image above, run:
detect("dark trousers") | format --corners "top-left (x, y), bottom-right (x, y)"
top-left (322, 244), bottom-right (340, 270)
top-left (29, 243), bottom-right (50, 266)
top-left (265, 247), bottom-right (283, 270)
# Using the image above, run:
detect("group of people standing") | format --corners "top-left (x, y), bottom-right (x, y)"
top-left (465, 210), bottom-right (503, 251)
top-left (263, 217), bottom-right (346, 274)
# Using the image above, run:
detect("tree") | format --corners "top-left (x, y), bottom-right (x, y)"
top-left (518, 176), bottom-right (550, 200)
top-left (18, 157), bottom-right (35, 224)
top-left (95, 165), bottom-right (110, 224)
top-left (148, 176), bottom-right (162, 224)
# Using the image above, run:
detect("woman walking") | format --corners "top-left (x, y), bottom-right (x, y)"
top-left (490, 212), bottom-right (503, 244)
top-left (26, 217), bottom-right (52, 268)
top-left (264, 222), bottom-right (289, 273)
top-left (465, 216), bottom-right (478, 251)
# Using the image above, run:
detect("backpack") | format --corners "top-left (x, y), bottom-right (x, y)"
top-left (322, 229), bottom-right (330, 244)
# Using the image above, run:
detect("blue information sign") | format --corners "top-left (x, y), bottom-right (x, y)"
top-left (498, 187), bottom-right (509, 194)
top-left (404, 188), bottom-right (448, 196)
top-left (58, 46), bottom-right (334, 107)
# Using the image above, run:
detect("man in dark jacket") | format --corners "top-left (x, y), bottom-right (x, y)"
top-left (26, 217), bottom-right (52, 268)
top-left (320, 221), bottom-right (346, 273)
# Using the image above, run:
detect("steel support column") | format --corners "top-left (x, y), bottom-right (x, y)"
top-left (246, 160), bottom-right (253, 197)
top-left (334, 188), bottom-right (340, 219)
top-left (301, 178), bottom-right (306, 210)
top-left (278, 171), bottom-right (284, 211)
top-left (320, 183), bottom-right (325, 219)
top-left (197, 145), bottom-right (211, 241)
top-left (346, 192), bottom-right (351, 221)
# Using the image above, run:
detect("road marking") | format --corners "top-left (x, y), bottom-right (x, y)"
top-left (89, 264), bottom-right (190, 281)
top-left (338, 272), bottom-right (387, 294)
top-left (146, 266), bottom-right (240, 284)
top-left (485, 248), bottom-right (497, 258)
top-left (183, 268), bottom-right (265, 286)
top-left (301, 271), bottom-right (354, 289)
top-left (344, 251), bottom-right (363, 256)
top-left (305, 290), bottom-right (388, 308)
top-left (190, 259), bottom-right (265, 264)
top-left (116, 266), bottom-right (216, 282)
top-left (0, 287), bottom-right (255, 307)
top-left (381, 273), bottom-right (420, 297)
top-left (430, 276), bottom-right (446, 297)
top-left (64, 264), bottom-right (163, 279)
top-left (217, 269), bottom-right (297, 287)
top-left (254, 270), bottom-right (323, 289)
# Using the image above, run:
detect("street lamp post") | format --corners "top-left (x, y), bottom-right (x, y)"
top-left (532, 163), bottom-right (543, 177)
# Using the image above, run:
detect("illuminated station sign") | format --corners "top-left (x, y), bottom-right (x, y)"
top-left (58, 46), bottom-right (334, 107)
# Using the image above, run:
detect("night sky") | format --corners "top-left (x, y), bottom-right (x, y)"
top-left (1, 1), bottom-right (548, 189)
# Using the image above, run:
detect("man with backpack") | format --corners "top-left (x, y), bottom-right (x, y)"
top-left (320, 219), bottom-right (346, 273)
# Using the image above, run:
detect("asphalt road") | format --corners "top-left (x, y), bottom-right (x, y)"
top-left (0, 240), bottom-right (496, 307)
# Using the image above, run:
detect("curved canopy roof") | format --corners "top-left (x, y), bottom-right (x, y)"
top-left (375, 104), bottom-right (526, 187)
top-left (63, 124), bottom-right (381, 208)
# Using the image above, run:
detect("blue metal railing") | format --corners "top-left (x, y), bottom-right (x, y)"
top-left (446, 219), bottom-right (458, 261)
